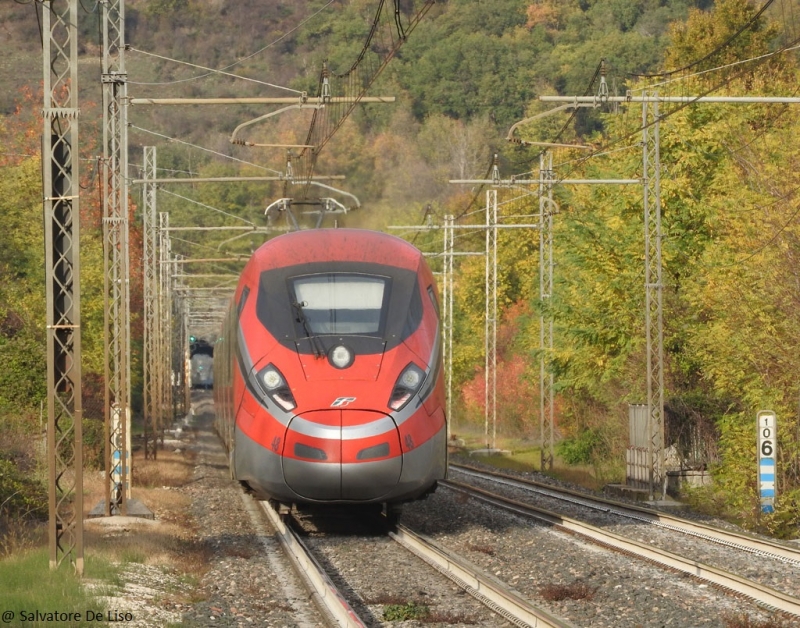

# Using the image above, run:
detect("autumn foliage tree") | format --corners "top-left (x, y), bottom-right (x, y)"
top-left (441, 0), bottom-right (800, 533)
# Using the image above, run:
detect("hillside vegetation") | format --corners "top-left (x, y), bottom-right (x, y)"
top-left (1, 0), bottom-right (800, 538)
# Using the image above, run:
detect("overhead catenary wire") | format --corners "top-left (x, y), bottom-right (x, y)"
top-left (631, 0), bottom-right (777, 79)
top-left (511, 31), bottom-right (800, 206)
top-left (157, 189), bottom-right (257, 226)
top-left (128, 125), bottom-right (284, 175)
top-left (128, 48), bottom-right (303, 92)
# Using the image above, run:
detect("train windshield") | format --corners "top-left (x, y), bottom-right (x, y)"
top-left (290, 274), bottom-right (389, 335)
top-left (256, 260), bottom-right (422, 353)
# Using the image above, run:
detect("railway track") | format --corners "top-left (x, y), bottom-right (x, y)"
top-left (451, 463), bottom-right (800, 566)
top-left (446, 463), bottom-right (800, 621)
top-left (259, 499), bottom-right (576, 627)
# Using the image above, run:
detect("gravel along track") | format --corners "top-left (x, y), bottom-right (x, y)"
top-left (111, 395), bottom-right (796, 627)
top-left (450, 465), bottom-right (800, 601)
top-left (400, 488), bottom-right (792, 628)
top-left (177, 394), bottom-right (323, 627)
top-left (289, 508), bottom-right (514, 626)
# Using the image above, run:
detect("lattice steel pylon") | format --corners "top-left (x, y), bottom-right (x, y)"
top-left (172, 257), bottom-right (187, 418)
top-left (158, 212), bottom-right (173, 430)
top-left (184, 297), bottom-right (191, 413)
top-left (101, 0), bottom-right (131, 515)
top-left (42, 0), bottom-right (84, 574)
top-left (442, 215), bottom-right (454, 438)
top-left (142, 147), bottom-right (159, 459)
top-left (484, 190), bottom-right (498, 450)
top-left (539, 153), bottom-right (556, 471)
top-left (642, 91), bottom-right (666, 499)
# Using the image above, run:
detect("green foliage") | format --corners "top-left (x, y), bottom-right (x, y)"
top-left (665, 0), bottom-right (780, 74)
top-left (0, 334), bottom-right (46, 412)
top-left (2, 0), bottom-right (800, 532)
top-left (556, 428), bottom-right (606, 465)
top-left (82, 418), bottom-right (106, 471)
top-left (383, 601), bottom-right (430, 621)
top-left (0, 458), bottom-right (46, 521)
top-left (760, 489), bottom-right (800, 540)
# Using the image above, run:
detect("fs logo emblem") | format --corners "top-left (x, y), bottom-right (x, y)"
top-left (330, 397), bottom-right (357, 407)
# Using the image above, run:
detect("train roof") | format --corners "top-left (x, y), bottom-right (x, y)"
top-left (248, 229), bottom-right (424, 271)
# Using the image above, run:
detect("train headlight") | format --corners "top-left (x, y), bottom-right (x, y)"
top-left (400, 368), bottom-right (422, 388)
top-left (388, 363), bottom-right (426, 411)
top-left (261, 367), bottom-right (284, 390)
top-left (329, 345), bottom-right (354, 369)
top-left (256, 364), bottom-right (297, 411)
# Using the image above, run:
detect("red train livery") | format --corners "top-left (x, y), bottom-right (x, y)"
top-left (214, 228), bottom-right (448, 506)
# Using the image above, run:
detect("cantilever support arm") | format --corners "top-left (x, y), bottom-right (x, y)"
top-left (230, 104), bottom-right (322, 145)
top-left (506, 101), bottom-right (600, 143)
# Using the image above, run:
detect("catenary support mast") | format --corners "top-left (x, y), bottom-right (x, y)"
top-left (142, 147), bottom-right (160, 459)
top-left (42, 0), bottom-right (84, 573)
top-left (101, 0), bottom-right (131, 515)
top-left (539, 153), bottom-right (556, 471)
top-left (642, 92), bottom-right (665, 499)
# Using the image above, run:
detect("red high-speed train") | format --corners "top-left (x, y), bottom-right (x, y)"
top-left (214, 229), bottom-right (447, 507)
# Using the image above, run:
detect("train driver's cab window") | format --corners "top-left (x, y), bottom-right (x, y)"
top-left (290, 274), bottom-right (389, 335)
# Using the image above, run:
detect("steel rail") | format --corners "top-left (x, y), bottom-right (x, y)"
top-left (450, 463), bottom-right (800, 565)
top-left (390, 523), bottom-right (576, 628)
top-left (259, 501), bottom-right (367, 628)
top-left (442, 480), bottom-right (800, 618)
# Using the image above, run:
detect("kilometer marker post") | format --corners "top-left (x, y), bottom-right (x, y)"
top-left (758, 410), bottom-right (777, 514)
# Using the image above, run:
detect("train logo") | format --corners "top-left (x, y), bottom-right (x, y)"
top-left (330, 397), bottom-right (357, 407)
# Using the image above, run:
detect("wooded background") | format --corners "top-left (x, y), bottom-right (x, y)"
top-left (1, 0), bottom-right (799, 536)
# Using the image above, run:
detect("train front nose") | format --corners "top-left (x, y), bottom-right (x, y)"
top-left (282, 409), bottom-right (403, 501)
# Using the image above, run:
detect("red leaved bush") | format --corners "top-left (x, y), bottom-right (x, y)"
top-left (460, 299), bottom-right (545, 436)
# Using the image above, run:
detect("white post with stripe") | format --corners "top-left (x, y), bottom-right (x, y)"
top-left (757, 410), bottom-right (777, 514)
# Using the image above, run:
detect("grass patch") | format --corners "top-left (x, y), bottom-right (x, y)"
top-left (451, 426), bottom-right (624, 491)
top-left (132, 449), bottom-right (196, 489)
top-left (0, 547), bottom-right (116, 626)
top-left (368, 595), bottom-right (475, 623)
top-left (383, 601), bottom-right (430, 621)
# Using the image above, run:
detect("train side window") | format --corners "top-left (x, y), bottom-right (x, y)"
top-left (427, 285), bottom-right (440, 318)
top-left (237, 286), bottom-right (250, 316)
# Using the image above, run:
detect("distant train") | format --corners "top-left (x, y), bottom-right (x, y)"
top-left (190, 339), bottom-right (214, 389)
top-left (214, 229), bottom-right (447, 507)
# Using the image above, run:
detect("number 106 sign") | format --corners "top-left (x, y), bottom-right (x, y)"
top-left (758, 411), bottom-right (777, 514)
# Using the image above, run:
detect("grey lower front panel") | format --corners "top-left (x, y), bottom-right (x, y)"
top-left (282, 455), bottom-right (403, 501)
top-left (234, 427), bottom-right (297, 502)
top-left (234, 425), bottom-right (447, 504)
